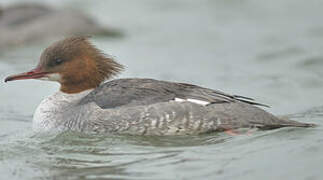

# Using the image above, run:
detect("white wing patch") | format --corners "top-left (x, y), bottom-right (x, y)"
top-left (174, 97), bottom-right (210, 106)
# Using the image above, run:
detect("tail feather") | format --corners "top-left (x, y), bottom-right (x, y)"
top-left (250, 116), bottom-right (317, 130)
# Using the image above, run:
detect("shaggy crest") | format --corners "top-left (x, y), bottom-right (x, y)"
top-left (39, 36), bottom-right (124, 93)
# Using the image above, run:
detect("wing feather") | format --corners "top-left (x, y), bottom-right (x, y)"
top-left (78, 78), bottom-right (269, 109)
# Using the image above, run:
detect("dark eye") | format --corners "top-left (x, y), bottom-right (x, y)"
top-left (54, 58), bottom-right (63, 65)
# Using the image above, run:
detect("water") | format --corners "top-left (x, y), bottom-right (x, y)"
top-left (1, 0), bottom-right (323, 179)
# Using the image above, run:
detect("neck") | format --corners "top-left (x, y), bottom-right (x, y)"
top-left (58, 88), bottom-right (93, 97)
top-left (60, 82), bottom-right (97, 94)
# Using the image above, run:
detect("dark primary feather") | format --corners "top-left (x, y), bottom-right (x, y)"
top-left (78, 78), bottom-right (268, 109)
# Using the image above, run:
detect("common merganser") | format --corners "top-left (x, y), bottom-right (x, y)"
top-left (4, 37), bottom-right (315, 135)
top-left (0, 3), bottom-right (120, 50)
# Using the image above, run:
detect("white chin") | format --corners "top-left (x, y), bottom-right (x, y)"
top-left (39, 73), bottom-right (61, 82)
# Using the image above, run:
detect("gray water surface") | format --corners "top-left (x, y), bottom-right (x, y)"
top-left (1, 0), bottom-right (323, 179)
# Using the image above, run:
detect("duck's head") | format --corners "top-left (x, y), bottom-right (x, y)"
top-left (5, 37), bottom-right (124, 93)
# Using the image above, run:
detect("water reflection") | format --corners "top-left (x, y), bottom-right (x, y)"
top-left (31, 132), bottom-right (229, 179)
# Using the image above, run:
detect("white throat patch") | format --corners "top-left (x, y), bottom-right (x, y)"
top-left (39, 73), bottom-right (62, 82)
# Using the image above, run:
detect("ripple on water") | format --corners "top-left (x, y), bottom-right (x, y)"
top-left (297, 56), bottom-right (323, 72)
top-left (256, 47), bottom-right (305, 62)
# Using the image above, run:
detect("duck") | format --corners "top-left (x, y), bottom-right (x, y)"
top-left (4, 37), bottom-right (315, 135)
top-left (0, 3), bottom-right (120, 50)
